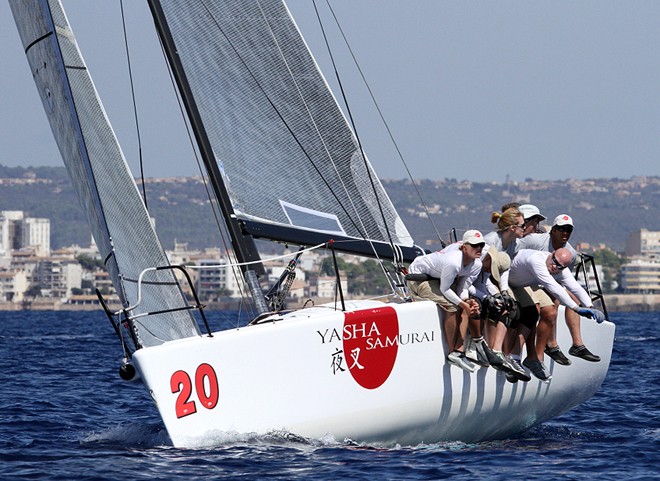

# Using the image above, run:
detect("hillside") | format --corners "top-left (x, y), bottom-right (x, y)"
top-left (1, 164), bottom-right (658, 253)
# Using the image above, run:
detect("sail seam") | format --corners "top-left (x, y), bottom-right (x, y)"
top-left (24, 31), bottom-right (53, 53)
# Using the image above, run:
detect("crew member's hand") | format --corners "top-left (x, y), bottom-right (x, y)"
top-left (576, 307), bottom-right (606, 323)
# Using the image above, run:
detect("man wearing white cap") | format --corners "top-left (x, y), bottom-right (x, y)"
top-left (407, 230), bottom-right (485, 373)
top-left (517, 214), bottom-right (600, 364)
top-left (517, 204), bottom-right (547, 236)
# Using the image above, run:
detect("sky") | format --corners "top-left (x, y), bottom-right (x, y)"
top-left (1, 1), bottom-right (659, 183)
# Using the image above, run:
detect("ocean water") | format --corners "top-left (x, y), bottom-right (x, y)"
top-left (1, 310), bottom-right (657, 480)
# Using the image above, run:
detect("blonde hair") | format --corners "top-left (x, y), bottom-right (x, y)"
top-left (491, 208), bottom-right (523, 231)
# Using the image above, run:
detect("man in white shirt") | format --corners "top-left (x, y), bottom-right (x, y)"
top-left (508, 247), bottom-right (605, 381)
top-left (517, 214), bottom-right (599, 363)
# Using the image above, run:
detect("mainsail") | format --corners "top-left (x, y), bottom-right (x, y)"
top-left (10, 1), bottom-right (200, 347)
top-left (149, 1), bottom-right (420, 261)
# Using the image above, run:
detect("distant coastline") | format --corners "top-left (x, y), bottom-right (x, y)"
top-left (3, 294), bottom-right (658, 313)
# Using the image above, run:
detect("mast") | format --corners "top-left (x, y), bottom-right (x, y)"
top-left (146, 0), bottom-right (265, 278)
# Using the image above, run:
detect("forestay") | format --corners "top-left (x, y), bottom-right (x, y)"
top-left (154, 1), bottom-right (415, 257)
top-left (10, 0), bottom-right (200, 347)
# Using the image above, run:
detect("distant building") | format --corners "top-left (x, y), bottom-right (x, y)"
top-left (195, 257), bottom-right (243, 300)
top-left (0, 210), bottom-right (24, 259)
top-left (625, 228), bottom-right (660, 259)
top-left (0, 270), bottom-right (28, 302)
top-left (22, 217), bottom-right (51, 256)
top-left (35, 258), bottom-right (82, 298)
top-left (620, 259), bottom-right (660, 294)
top-left (313, 275), bottom-right (348, 300)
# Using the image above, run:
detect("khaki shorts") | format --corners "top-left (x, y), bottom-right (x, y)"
top-left (511, 285), bottom-right (553, 309)
top-left (407, 279), bottom-right (458, 312)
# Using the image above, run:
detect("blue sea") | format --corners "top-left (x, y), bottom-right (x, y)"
top-left (1, 310), bottom-right (658, 480)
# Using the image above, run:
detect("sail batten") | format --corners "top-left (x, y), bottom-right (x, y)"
top-left (10, 0), bottom-right (200, 347)
top-left (154, 1), bottom-right (416, 257)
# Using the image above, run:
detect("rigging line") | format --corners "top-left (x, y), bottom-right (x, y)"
top-left (197, 1), bottom-right (376, 249)
top-left (260, 0), bottom-right (380, 256)
top-left (312, 0), bottom-right (396, 254)
top-left (311, 1), bottom-right (401, 295)
top-left (152, 23), bottom-right (254, 315)
top-left (323, 1), bottom-right (446, 248)
top-left (41, 4), bottom-right (129, 308)
top-left (119, 0), bottom-right (147, 210)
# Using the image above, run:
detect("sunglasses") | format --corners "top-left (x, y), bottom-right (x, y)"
top-left (551, 254), bottom-right (567, 270)
top-left (512, 223), bottom-right (525, 230)
top-left (554, 225), bottom-right (573, 233)
top-left (468, 242), bottom-right (485, 249)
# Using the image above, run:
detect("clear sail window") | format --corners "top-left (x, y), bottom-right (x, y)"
top-left (280, 200), bottom-right (346, 236)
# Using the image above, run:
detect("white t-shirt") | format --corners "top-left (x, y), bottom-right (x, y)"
top-left (483, 231), bottom-right (512, 290)
top-left (469, 271), bottom-right (501, 300)
top-left (516, 232), bottom-right (577, 266)
top-left (508, 249), bottom-right (592, 309)
top-left (409, 242), bottom-right (482, 306)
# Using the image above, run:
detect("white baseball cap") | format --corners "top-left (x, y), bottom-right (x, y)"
top-left (552, 214), bottom-right (574, 227)
top-left (518, 204), bottom-right (546, 221)
top-left (463, 229), bottom-right (485, 245)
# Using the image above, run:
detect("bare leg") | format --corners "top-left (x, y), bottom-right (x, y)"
top-left (565, 306), bottom-right (584, 347)
top-left (490, 322), bottom-right (508, 352)
top-left (535, 305), bottom-right (557, 361)
top-left (456, 309), bottom-right (469, 351)
top-left (525, 324), bottom-right (537, 359)
top-left (443, 308), bottom-right (468, 352)
top-left (511, 325), bottom-right (530, 357)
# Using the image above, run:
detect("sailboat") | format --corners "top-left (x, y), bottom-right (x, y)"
top-left (11, 1), bottom-right (615, 448)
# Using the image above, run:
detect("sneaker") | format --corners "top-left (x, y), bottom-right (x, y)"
top-left (471, 339), bottom-right (493, 367)
top-left (477, 340), bottom-right (508, 368)
top-left (447, 351), bottom-right (478, 373)
top-left (505, 355), bottom-right (532, 382)
top-left (522, 358), bottom-right (552, 382)
top-left (568, 344), bottom-right (601, 362)
top-left (488, 350), bottom-right (509, 372)
top-left (545, 346), bottom-right (572, 366)
top-left (464, 342), bottom-right (486, 367)
top-left (504, 371), bottom-right (518, 383)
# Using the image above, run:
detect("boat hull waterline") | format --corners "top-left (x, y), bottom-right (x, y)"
top-left (132, 300), bottom-right (615, 448)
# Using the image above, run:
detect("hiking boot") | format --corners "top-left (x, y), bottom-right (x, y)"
top-left (569, 344), bottom-right (601, 362)
top-left (505, 355), bottom-right (532, 382)
top-left (523, 358), bottom-right (552, 382)
top-left (545, 346), bottom-right (572, 366)
top-left (447, 351), bottom-right (478, 373)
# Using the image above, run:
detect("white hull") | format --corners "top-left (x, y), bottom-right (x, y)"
top-left (132, 300), bottom-right (615, 448)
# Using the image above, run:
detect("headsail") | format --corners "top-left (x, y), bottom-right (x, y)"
top-left (149, 0), bottom-right (421, 261)
top-left (10, 0), bottom-right (200, 347)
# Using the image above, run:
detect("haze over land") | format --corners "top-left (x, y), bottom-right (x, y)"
top-left (1, 164), bottom-right (657, 253)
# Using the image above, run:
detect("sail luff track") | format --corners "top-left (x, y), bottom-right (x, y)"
top-left (10, 0), bottom-right (201, 347)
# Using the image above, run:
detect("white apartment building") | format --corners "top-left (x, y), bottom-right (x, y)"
top-left (36, 258), bottom-right (82, 298)
top-left (0, 270), bottom-right (28, 302)
top-left (195, 257), bottom-right (243, 300)
top-left (22, 217), bottom-right (51, 256)
top-left (621, 259), bottom-right (660, 294)
top-left (625, 228), bottom-right (660, 259)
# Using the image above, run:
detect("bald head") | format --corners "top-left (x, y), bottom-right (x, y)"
top-left (554, 248), bottom-right (574, 267)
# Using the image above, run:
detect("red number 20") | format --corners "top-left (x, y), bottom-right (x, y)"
top-left (171, 363), bottom-right (219, 419)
